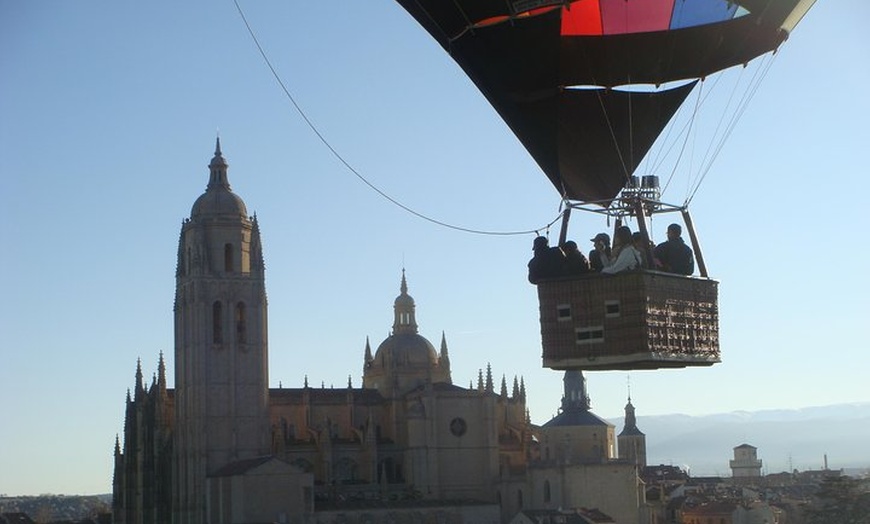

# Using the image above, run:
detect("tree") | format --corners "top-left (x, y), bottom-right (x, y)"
top-left (805, 475), bottom-right (870, 524)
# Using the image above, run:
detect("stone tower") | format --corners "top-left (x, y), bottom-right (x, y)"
top-left (617, 395), bottom-right (647, 467)
top-left (730, 443), bottom-right (762, 479)
top-left (172, 139), bottom-right (270, 524)
top-left (539, 371), bottom-right (615, 464)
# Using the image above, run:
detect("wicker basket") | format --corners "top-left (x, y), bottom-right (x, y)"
top-left (538, 271), bottom-right (720, 370)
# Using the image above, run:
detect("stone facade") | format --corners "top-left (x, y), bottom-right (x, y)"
top-left (730, 444), bottom-right (762, 479)
top-left (112, 143), bottom-right (650, 524)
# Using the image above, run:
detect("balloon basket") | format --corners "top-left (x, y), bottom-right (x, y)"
top-left (537, 271), bottom-right (720, 371)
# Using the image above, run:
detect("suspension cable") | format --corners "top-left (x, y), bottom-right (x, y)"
top-left (233, 0), bottom-right (558, 236)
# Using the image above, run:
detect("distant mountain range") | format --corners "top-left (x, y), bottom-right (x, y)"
top-left (607, 402), bottom-right (870, 476)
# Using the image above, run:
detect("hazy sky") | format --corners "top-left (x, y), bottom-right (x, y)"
top-left (1, 1), bottom-right (867, 496)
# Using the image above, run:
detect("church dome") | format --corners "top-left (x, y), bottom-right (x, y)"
top-left (374, 332), bottom-right (438, 368)
top-left (365, 271), bottom-right (450, 382)
top-left (191, 188), bottom-right (248, 218)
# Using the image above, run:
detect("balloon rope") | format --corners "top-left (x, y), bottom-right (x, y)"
top-left (233, 0), bottom-right (559, 236)
top-left (659, 81), bottom-right (704, 199)
top-left (686, 53), bottom-right (777, 206)
top-left (595, 90), bottom-right (632, 182)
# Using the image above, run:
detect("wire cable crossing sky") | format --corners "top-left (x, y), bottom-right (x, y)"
top-left (0, 1), bottom-right (867, 496)
top-left (234, 0), bottom-right (561, 237)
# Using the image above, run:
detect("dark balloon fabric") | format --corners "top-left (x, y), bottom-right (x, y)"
top-left (396, 0), bottom-right (813, 202)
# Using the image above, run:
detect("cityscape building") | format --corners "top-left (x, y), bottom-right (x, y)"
top-left (112, 142), bottom-right (648, 524)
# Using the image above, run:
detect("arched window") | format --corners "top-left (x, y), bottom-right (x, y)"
top-left (544, 480), bottom-right (551, 503)
top-left (235, 302), bottom-right (247, 343)
top-left (224, 243), bottom-right (234, 272)
top-left (517, 489), bottom-right (523, 509)
top-left (212, 301), bottom-right (223, 344)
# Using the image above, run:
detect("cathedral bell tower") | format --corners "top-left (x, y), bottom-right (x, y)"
top-left (173, 139), bottom-right (269, 524)
top-left (617, 395), bottom-right (647, 468)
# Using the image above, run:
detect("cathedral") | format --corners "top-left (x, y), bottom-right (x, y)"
top-left (112, 141), bottom-right (649, 524)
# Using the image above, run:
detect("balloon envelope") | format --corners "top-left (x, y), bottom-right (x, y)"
top-left (396, 0), bottom-right (815, 202)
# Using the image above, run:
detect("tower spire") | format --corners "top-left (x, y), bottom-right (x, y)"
top-left (392, 270), bottom-right (418, 335)
top-left (207, 136), bottom-right (230, 189)
top-left (561, 370), bottom-right (590, 412)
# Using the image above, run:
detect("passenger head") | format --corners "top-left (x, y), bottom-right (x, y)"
top-left (563, 240), bottom-right (579, 254)
top-left (533, 236), bottom-right (549, 251)
top-left (632, 231), bottom-right (648, 248)
top-left (614, 226), bottom-right (632, 247)
top-left (667, 223), bottom-right (682, 239)
top-left (590, 233), bottom-right (610, 247)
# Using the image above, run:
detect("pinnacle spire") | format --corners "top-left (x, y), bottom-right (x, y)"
top-left (500, 374), bottom-right (508, 397)
top-left (135, 358), bottom-right (144, 398)
top-left (440, 331), bottom-right (449, 358)
top-left (364, 337), bottom-right (373, 369)
top-left (513, 375), bottom-right (520, 398)
top-left (485, 363), bottom-right (494, 393)
top-left (157, 351), bottom-right (167, 392)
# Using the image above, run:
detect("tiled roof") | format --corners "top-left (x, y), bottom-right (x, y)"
top-left (542, 409), bottom-right (611, 428)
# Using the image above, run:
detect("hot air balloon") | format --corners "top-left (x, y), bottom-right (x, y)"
top-left (395, 0), bottom-right (815, 370)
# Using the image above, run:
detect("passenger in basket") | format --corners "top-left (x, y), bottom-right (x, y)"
top-left (602, 226), bottom-right (642, 274)
top-left (560, 240), bottom-right (590, 276)
top-left (632, 231), bottom-right (656, 270)
top-left (653, 223), bottom-right (695, 275)
top-left (588, 233), bottom-right (611, 272)
top-left (528, 236), bottom-right (565, 284)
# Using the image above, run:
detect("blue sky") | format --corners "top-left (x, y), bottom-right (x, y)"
top-left (1, 1), bottom-right (867, 496)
